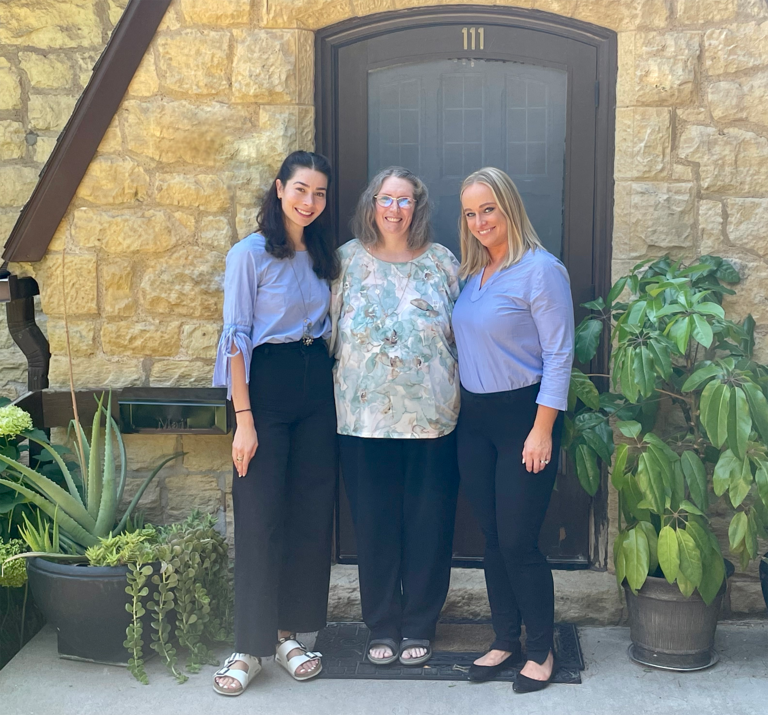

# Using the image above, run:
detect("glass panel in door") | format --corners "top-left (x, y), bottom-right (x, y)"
top-left (368, 59), bottom-right (567, 258)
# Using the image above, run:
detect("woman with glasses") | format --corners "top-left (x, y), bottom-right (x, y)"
top-left (330, 166), bottom-right (461, 667)
top-left (453, 168), bottom-right (574, 693)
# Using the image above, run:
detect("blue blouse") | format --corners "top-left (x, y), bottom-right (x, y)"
top-left (213, 233), bottom-right (331, 398)
top-left (452, 248), bottom-right (574, 411)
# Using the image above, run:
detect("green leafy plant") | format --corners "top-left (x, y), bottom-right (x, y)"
top-left (85, 512), bottom-right (233, 684)
top-left (0, 392), bottom-right (181, 552)
top-left (566, 255), bottom-right (768, 603)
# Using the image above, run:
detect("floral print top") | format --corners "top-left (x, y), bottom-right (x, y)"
top-left (330, 239), bottom-right (461, 439)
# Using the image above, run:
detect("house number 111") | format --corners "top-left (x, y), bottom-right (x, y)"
top-left (462, 27), bottom-right (485, 50)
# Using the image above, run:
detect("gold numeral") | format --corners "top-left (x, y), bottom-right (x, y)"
top-left (461, 27), bottom-right (484, 51)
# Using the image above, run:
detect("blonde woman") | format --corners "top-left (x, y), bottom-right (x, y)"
top-left (453, 168), bottom-right (574, 693)
top-left (330, 167), bottom-right (461, 666)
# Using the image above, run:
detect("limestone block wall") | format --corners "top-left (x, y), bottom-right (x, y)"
top-left (1, 0), bottom-right (768, 612)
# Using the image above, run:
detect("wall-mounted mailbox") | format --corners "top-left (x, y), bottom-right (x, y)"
top-left (118, 388), bottom-right (230, 435)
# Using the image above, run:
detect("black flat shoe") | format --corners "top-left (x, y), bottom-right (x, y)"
top-left (467, 646), bottom-right (524, 682)
top-left (512, 658), bottom-right (557, 694)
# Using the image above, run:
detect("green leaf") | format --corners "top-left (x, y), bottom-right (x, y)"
top-left (607, 276), bottom-right (628, 305)
top-left (713, 449), bottom-right (740, 497)
top-left (646, 339), bottom-right (673, 381)
top-left (657, 525), bottom-right (680, 584)
top-left (728, 511), bottom-right (748, 552)
top-left (569, 369), bottom-right (601, 410)
top-left (677, 528), bottom-right (703, 587)
top-left (698, 377), bottom-right (720, 438)
top-left (695, 301), bottom-right (726, 319)
top-left (677, 570), bottom-right (696, 598)
top-left (614, 531), bottom-right (628, 587)
top-left (575, 444), bottom-right (600, 496)
top-left (698, 549), bottom-right (726, 606)
top-left (636, 452), bottom-right (665, 515)
top-left (611, 443), bottom-right (629, 490)
top-left (691, 314), bottom-right (714, 349)
top-left (681, 451), bottom-right (708, 511)
top-left (636, 521), bottom-right (659, 574)
top-left (680, 500), bottom-right (705, 516)
top-left (574, 319), bottom-right (603, 364)
top-left (705, 383), bottom-right (730, 449)
top-left (668, 316), bottom-right (692, 355)
top-left (682, 364), bottom-right (720, 393)
top-left (583, 428), bottom-right (612, 465)
top-left (742, 382), bottom-right (768, 444)
top-left (623, 527), bottom-right (651, 594)
top-left (633, 346), bottom-right (656, 398)
top-left (617, 420), bottom-right (642, 438)
top-left (728, 456), bottom-right (753, 508)
top-left (727, 386), bottom-right (751, 461)
top-left (715, 261), bottom-right (740, 284)
top-left (755, 464), bottom-right (768, 509)
top-left (621, 347), bottom-right (640, 403)
top-left (745, 510), bottom-right (759, 559)
top-left (623, 475), bottom-right (652, 522)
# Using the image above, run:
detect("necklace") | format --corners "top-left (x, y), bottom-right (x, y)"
top-left (365, 244), bottom-right (414, 326)
top-left (289, 259), bottom-right (314, 346)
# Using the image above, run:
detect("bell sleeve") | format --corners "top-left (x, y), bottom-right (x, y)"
top-left (212, 244), bottom-right (257, 400)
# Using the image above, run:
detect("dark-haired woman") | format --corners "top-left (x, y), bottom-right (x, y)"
top-left (212, 151), bottom-right (340, 695)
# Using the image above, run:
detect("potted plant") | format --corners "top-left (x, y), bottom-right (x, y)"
top-left (0, 394), bottom-right (181, 664)
top-left (565, 255), bottom-right (768, 670)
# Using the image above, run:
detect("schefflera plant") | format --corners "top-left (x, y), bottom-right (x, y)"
top-left (565, 255), bottom-right (768, 604)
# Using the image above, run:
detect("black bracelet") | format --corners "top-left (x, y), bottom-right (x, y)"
top-left (234, 408), bottom-right (252, 414)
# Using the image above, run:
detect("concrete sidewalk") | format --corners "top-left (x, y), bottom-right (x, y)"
top-left (1, 622), bottom-right (766, 715)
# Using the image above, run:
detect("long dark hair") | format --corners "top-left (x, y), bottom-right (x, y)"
top-left (256, 151), bottom-right (340, 281)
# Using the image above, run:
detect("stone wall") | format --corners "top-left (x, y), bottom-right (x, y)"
top-left (1, 0), bottom-right (768, 614)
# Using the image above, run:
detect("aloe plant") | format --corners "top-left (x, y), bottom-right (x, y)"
top-left (0, 392), bottom-right (180, 551)
top-left (565, 255), bottom-right (768, 604)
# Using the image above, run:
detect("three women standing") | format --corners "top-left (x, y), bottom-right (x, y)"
top-left (212, 151), bottom-right (339, 695)
top-left (454, 168), bottom-right (574, 693)
top-left (330, 167), bottom-right (461, 665)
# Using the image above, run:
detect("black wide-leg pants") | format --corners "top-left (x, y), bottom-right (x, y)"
top-left (232, 341), bottom-right (337, 657)
top-left (339, 434), bottom-right (460, 643)
top-left (456, 383), bottom-right (563, 664)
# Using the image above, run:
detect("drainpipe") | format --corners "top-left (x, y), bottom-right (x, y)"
top-left (0, 270), bottom-right (50, 391)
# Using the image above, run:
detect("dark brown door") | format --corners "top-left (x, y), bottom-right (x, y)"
top-left (318, 10), bottom-right (613, 567)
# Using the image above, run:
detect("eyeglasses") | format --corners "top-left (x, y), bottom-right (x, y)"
top-left (374, 195), bottom-right (416, 210)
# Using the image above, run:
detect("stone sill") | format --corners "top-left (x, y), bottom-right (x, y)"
top-left (327, 565), bottom-right (768, 625)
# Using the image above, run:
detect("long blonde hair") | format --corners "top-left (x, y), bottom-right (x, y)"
top-left (458, 167), bottom-right (543, 279)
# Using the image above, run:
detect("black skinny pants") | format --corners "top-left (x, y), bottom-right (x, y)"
top-left (339, 434), bottom-right (460, 643)
top-left (232, 341), bottom-right (337, 657)
top-left (456, 383), bottom-right (563, 664)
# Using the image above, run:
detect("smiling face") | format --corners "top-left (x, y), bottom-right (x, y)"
top-left (276, 167), bottom-right (328, 235)
top-left (374, 176), bottom-right (416, 243)
top-left (461, 181), bottom-right (509, 257)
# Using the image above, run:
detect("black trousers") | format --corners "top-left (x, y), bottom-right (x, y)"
top-left (232, 341), bottom-right (337, 657)
top-left (339, 433), bottom-right (460, 643)
top-left (456, 383), bottom-right (563, 664)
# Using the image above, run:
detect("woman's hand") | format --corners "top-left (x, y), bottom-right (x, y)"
top-left (522, 405), bottom-right (559, 474)
top-left (232, 413), bottom-right (258, 477)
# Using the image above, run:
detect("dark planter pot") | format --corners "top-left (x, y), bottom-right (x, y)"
top-left (26, 557), bottom-right (156, 666)
top-left (624, 573), bottom-right (727, 672)
top-left (760, 554), bottom-right (768, 615)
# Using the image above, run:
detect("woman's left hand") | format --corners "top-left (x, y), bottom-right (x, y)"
top-left (522, 425), bottom-right (553, 474)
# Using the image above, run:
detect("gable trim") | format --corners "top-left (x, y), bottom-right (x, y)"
top-left (1, 0), bottom-right (171, 265)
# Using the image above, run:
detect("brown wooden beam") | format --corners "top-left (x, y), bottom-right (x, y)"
top-left (1, 0), bottom-right (171, 264)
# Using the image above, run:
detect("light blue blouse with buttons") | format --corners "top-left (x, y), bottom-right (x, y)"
top-left (452, 247), bottom-right (575, 411)
top-left (213, 233), bottom-right (331, 399)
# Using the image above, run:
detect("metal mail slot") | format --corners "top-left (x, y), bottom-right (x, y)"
top-left (119, 397), bottom-right (229, 435)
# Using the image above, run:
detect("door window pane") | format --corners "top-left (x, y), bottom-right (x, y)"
top-left (368, 59), bottom-right (566, 258)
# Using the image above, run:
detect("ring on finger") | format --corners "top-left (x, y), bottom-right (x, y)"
top-left (540, 459), bottom-right (549, 464)
top-left (235, 456), bottom-right (243, 462)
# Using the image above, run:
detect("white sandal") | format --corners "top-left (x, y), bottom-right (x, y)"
top-left (275, 636), bottom-right (323, 681)
top-left (213, 652), bottom-right (262, 696)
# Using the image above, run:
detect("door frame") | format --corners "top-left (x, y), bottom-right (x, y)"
top-left (316, 5), bottom-right (617, 569)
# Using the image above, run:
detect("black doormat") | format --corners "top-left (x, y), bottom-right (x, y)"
top-left (315, 622), bottom-right (584, 684)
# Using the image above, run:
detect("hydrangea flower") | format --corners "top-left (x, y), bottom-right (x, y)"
top-left (0, 405), bottom-right (34, 438)
top-left (0, 539), bottom-right (27, 588)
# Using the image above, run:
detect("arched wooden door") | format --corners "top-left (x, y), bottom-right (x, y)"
top-left (317, 7), bottom-right (616, 567)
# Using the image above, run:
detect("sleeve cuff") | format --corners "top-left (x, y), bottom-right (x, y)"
top-left (535, 391), bottom-right (567, 412)
top-left (212, 326), bottom-right (253, 400)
